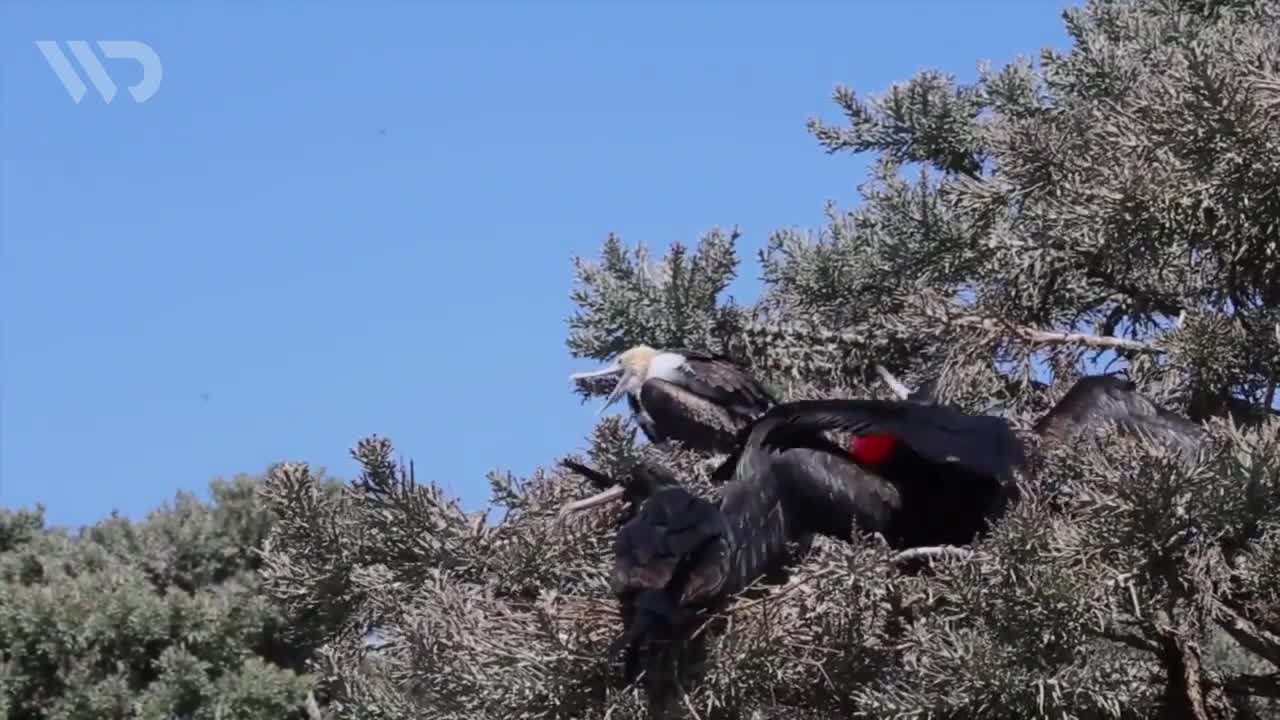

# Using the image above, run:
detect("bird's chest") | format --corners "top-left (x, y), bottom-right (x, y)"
top-left (645, 353), bottom-right (689, 383)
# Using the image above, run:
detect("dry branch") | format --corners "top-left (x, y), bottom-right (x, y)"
top-left (874, 364), bottom-right (913, 400)
top-left (890, 545), bottom-right (975, 564)
top-left (950, 315), bottom-right (1162, 354)
top-left (1213, 599), bottom-right (1280, 669)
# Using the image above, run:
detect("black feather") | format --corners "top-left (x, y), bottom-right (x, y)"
top-left (1033, 374), bottom-right (1201, 454)
top-left (760, 398), bottom-right (1027, 483)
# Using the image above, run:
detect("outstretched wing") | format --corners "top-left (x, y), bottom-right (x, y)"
top-left (1033, 375), bottom-right (1201, 453)
top-left (639, 379), bottom-right (746, 453)
top-left (760, 398), bottom-right (1028, 481)
top-left (612, 487), bottom-right (729, 609)
top-left (670, 350), bottom-right (779, 418)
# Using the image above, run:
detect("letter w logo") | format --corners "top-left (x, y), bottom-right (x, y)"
top-left (35, 40), bottom-right (163, 104)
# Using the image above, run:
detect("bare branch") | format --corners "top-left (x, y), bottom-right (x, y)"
top-left (890, 545), bottom-right (974, 564)
top-left (1095, 628), bottom-right (1160, 654)
top-left (874, 364), bottom-right (912, 400)
top-left (1213, 599), bottom-right (1280, 669)
top-left (950, 315), bottom-right (1162, 354)
top-left (1212, 672), bottom-right (1280, 700)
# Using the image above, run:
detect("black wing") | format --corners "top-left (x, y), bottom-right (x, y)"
top-left (669, 349), bottom-right (778, 418)
top-left (608, 486), bottom-right (730, 679)
top-left (611, 487), bottom-right (729, 606)
top-left (759, 398), bottom-right (1028, 482)
top-left (639, 379), bottom-right (747, 453)
top-left (626, 392), bottom-right (666, 445)
top-left (1033, 375), bottom-right (1201, 453)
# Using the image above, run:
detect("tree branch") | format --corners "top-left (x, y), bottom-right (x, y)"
top-left (1096, 628), bottom-right (1161, 654)
top-left (950, 315), bottom-right (1163, 354)
top-left (891, 545), bottom-right (974, 564)
top-left (1212, 672), bottom-right (1280, 700)
top-left (874, 364), bottom-right (913, 401)
top-left (1213, 598), bottom-right (1280, 669)
top-left (1162, 636), bottom-right (1211, 720)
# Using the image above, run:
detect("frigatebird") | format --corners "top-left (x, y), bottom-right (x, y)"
top-left (559, 455), bottom-right (807, 690)
top-left (569, 345), bottom-right (777, 454)
top-left (759, 373), bottom-right (1203, 536)
top-left (1031, 374), bottom-right (1202, 454)
top-left (558, 371), bottom-right (1204, 708)
top-left (556, 395), bottom-right (1021, 703)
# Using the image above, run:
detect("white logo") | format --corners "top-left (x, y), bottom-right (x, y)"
top-left (35, 40), bottom-right (162, 104)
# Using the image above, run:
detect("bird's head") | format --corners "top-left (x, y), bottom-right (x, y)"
top-left (557, 458), bottom-right (682, 519)
top-left (569, 345), bottom-right (660, 415)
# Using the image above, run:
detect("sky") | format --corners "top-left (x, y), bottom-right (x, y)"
top-left (0, 2), bottom-right (1075, 529)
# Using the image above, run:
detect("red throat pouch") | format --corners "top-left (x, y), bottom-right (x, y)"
top-left (849, 433), bottom-right (897, 464)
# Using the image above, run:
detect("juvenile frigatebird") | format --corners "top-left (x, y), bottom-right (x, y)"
top-left (569, 345), bottom-right (778, 454)
top-left (559, 454), bottom-right (807, 692)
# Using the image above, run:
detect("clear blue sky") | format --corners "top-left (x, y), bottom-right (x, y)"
top-left (1, 2), bottom-right (1073, 529)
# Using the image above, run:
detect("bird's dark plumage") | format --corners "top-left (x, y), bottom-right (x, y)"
top-left (612, 488), bottom-right (728, 606)
top-left (762, 398), bottom-right (1028, 484)
top-left (726, 406), bottom-right (1015, 550)
top-left (1033, 374), bottom-right (1202, 454)
top-left (667, 349), bottom-right (779, 417)
top-left (561, 460), bottom-right (747, 685)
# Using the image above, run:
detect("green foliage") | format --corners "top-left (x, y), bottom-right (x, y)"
top-left (0, 475), bottom-right (326, 719)
top-left (259, 0), bottom-right (1280, 718)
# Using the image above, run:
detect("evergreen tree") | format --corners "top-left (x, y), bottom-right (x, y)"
top-left (0, 474), bottom-right (331, 719)
top-left (259, 0), bottom-right (1280, 717)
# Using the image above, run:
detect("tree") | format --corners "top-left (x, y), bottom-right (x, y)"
top-left (258, 0), bottom-right (1280, 717)
top-left (0, 474), bottom-right (330, 719)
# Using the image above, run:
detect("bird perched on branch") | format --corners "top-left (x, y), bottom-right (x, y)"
top-left (560, 453), bottom-right (798, 702)
top-left (774, 370), bottom-right (1205, 543)
top-left (560, 398), bottom-right (1022, 664)
top-left (557, 394), bottom-right (1022, 711)
top-left (569, 345), bottom-right (778, 454)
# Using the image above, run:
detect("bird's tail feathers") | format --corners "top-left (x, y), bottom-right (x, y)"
top-left (608, 590), bottom-right (697, 683)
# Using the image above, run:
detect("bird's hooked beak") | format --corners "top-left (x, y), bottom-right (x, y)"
top-left (557, 484), bottom-right (626, 520)
top-left (569, 361), bottom-right (632, 416)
